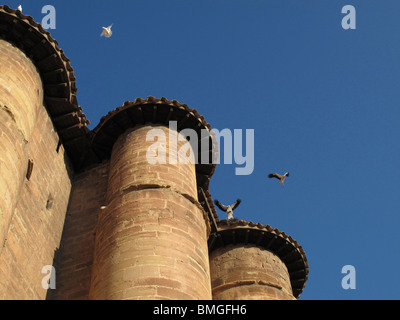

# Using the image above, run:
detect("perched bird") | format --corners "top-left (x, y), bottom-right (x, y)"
top-left (268, 172), bottom-right (289, 185)
top-left (100, 24), bottom-right (113, 38)
top-left (17, 5), bottom-right (22, 12)
top-left (214, 199), bottom-right (241, 220)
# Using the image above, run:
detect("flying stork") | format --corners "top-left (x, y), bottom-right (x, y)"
top-left (214, 199), bottom-right (241, 221)
top-left (268, 172), bottom-right (289, 186)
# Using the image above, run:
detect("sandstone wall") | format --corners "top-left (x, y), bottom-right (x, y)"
top-left (0, 39), bottom-right (73, 298)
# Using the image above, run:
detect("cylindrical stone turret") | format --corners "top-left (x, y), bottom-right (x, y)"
top-left (210, 244), bottom-right (295, 300)
top-left (0, 39), bottom-right (43, 251)
top-left (89, 100), bottom-right (215, 300)
top-left (208, 220), bottom-right (309, 300)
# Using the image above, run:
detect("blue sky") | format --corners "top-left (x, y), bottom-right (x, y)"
top-left (7, 0), bottom-right (400, 299)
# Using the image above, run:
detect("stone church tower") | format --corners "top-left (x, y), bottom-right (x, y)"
top-left (0, 5), bottom-right (308, 300)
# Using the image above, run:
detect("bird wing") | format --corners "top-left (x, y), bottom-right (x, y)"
top-left (285, 172), bottom-right (289, 177)
top-left (214, 200), bottom-right (228, 212)
top-left (232, 199), bottom-right (242, 210)
top-left (268, 173), bottom-right (282, 180)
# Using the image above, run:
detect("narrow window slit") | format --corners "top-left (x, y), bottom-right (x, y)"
top-left (56, 140), bottom-right (62, 153)
top-left (26, 159), bottom-right (34, 180)
top-left (46, 193), bottom-right (54, 210)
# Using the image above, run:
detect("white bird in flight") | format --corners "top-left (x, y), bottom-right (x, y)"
top-left (100, 24), bottom-right (113, 38)
top-left (17, 5), bottom-right (22, 12)
top-left (268, 172), bottom-right (290, 186)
